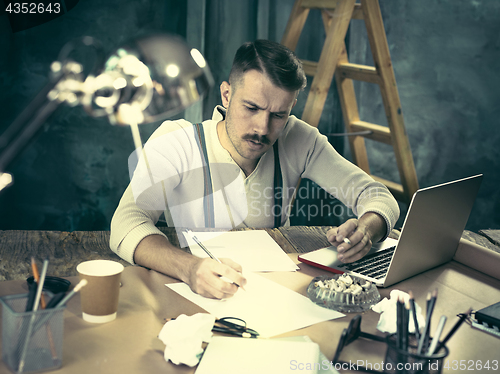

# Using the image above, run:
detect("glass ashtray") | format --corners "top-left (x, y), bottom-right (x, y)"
top-left (307, 274), bottom-right (380, 313)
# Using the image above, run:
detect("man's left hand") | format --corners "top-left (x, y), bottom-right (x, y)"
top-left (326, 212), bottom-right (387, 263)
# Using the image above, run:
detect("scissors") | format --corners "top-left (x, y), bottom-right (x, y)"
top-left (212, 317), bottom-right (259, 338)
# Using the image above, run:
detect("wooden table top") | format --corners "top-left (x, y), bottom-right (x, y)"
top-left (1, 226), bottom-right (498, 282)
top-left (0, 227), bottom-right (499, 373)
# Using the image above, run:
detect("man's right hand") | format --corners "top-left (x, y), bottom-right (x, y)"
top-left (133, 234), bottom-right (247, 300)
top-left (188, 257), bottom-right (247, 299)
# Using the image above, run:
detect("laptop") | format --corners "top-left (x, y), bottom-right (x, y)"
top-left (298, 174), bottom-right (483, 287)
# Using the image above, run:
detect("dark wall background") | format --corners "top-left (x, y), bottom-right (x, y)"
top-left (0, 0), bottom-right (187, 230)
top-left (1, 0), bottom-right (499, 232)
top-left (348, 0), bottom-right (500, 230)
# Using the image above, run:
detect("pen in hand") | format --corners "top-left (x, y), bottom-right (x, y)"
top-left (189, 230), bottom-right (220, 263)
top-left (186, 230), bottom-right (244, 289)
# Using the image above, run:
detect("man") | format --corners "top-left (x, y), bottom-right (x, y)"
top-left (110, 40), bottom-right (399, 299)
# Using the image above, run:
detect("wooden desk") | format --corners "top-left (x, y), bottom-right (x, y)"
top-left (1, 227), bottom-right (498, 282)
top-left (0, 226), bottom-right (335, 281)
top-left (0, 229), bottom-right (499, 373)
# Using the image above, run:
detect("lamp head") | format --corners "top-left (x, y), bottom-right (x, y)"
top-left (83, 34), bottom-right (213, 125)
top-left (0, 33), bottom-right (212, 193)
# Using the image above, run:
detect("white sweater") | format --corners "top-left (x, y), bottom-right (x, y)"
top-left (110, 106), bottom-right (400, 264)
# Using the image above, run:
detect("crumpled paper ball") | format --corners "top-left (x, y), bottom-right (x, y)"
top-left (371, 290), bottom-right (426, 334)
top-left (158, 313), bottom-right (216, 367)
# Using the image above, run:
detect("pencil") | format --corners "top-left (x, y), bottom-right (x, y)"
top-left (427, 315), bottom-right (447, 355)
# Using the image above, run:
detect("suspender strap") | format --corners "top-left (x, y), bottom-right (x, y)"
top-left (273, 140), bottom-right (282, 228)
top-left (193, 123), bottom-right (215, 228)
top-left (193, 122), bottom-right (283, 228)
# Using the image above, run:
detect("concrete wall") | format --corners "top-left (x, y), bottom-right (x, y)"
top-left (350, 0), bottom-right (500, 230)
top-left (0, 0), bottom-right (186, 230)
top-left (1, 0), bottom-right (499, 232)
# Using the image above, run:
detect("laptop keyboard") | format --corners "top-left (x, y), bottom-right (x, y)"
top-left (338, 246), bottom-right (396, 279)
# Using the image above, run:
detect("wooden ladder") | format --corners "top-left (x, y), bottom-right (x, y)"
top-left (281, 0), bottom-right (418, 203)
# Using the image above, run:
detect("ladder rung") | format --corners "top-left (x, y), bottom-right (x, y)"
top-left (352, 4), bottom-right (364, 20)
top-left (302, 60), bottom-right (381, 84)
top-left (371, 175), bottom-right (406, 202)
top-left (337, 62), bottom-right (380, 84)
top-left (301, 0), bottom-right (363, 19)
top-left (301, 59), bottom-right (318, 76)
top-left (350, 121), bottom-right (392, 144)
top-left (301, 0), bottom-right (340, 10)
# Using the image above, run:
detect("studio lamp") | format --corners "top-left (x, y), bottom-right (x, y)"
top-left (0, 33), bottom-right (214, 192)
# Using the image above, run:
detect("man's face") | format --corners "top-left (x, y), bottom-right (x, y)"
top-left (219, 70), bottom-right (297, 168)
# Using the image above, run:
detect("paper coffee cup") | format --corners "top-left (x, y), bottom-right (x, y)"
top-left (76, 260), bottom-right (124, 323)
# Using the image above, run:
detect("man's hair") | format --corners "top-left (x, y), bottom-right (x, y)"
top-left (229, 40), bottom-right (307, 93)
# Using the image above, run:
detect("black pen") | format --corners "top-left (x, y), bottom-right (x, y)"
top-left (409, 291), bottom-right (420, 341)
top-left (25, 282), bottom-right (37, 312)
top-left (396, 296), bottom-right (403, 349)
top-left (434, 308), bottom-right (472, 354)
top-left (423, 292), bottom-right (432, 351)
top-left (417, 289), bottom-right (437, 354)
top-left (53, 279), bottom-right (88, 308)
top-left (25, 257), bottom-right (39, 312)
top-left (402, 300), bottom-right (410, 352)
top-left (45, 292), bottom-right (67, 309)
top-left (32, 279), bottom-right (88, 335)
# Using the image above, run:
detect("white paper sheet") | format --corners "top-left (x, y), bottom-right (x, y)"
top-left (166, 271), bottom-right (344, 338)
top-left (183, 230), bottom-right (299, 272)
top-left (195, 336), bottom-right (320, 374)
top-left (196, 336), bottom-right (340, 374)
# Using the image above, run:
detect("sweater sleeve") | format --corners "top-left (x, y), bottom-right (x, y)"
top-left (109, 184), bottom-right (167, 264)
top-left (109, 119), bottom-right (194, 264)
top-left (284, 118), bottom-right (400, 240)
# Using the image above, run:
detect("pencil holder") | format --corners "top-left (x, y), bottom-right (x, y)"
top-left (383, 334), bottom-right (449, 374)
top-left (0, 293), bottom-right (65, 373)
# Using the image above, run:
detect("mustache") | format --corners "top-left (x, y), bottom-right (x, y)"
top-left (242, 134), bottom-right (271, 145)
